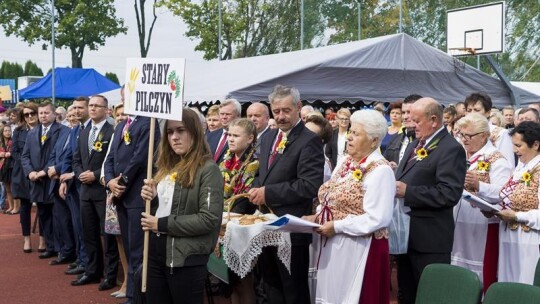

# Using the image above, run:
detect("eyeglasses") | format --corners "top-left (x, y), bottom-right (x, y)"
top-left (456, 131), bottom-right (484, 141)
top-left (337, 117), bottom-right (350, 122)
top-left (24, 112), bottom-right (36, 118)
top-left (88, 104), bottom-right (107, 108)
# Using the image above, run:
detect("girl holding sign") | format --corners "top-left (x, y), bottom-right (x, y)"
top-left (140, 108), bottom-right (223, 304)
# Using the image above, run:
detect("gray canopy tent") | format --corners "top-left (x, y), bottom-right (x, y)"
top-left (184, 33), bottom-right (538, 107)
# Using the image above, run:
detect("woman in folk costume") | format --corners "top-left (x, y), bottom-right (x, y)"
top-left (305, 109), bottom-right (395, 304)
top-left (451, 113), bottom-right (512, 293)
top-left (495, 121), bottom-right (540, 284)
top-left (218, 118), bottom-right (259, 304)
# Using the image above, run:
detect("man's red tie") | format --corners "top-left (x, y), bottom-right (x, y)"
top-left (214, 132), bottom-right (228, 162)
top-left (268, 131), bottom-right (283, 168)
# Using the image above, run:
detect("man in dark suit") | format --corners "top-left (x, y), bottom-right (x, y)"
top-left (395, 98), bottom-right (467, 304)
top-left (249, 85), bottom-right (324, 304)
top-left (71, 95), bottom-right (118, 289)
top-left (104, 112), bottom-right (159, 303)
top-left (384, 94), bottom-right (422, 167)
top-left (46, 121), bottom-right (75, 265)
top-left (206, 98), bottom-right (241, 163)
top-left (247, 102), bottom-right (271, 158)
top-left (58, 96), bottom-right (91, 275)
top-left (21, 102), bottom-right (69, 259)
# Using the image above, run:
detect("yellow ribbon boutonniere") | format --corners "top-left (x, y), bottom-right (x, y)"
top-left (41, 135), bottom-right (47, 144)
top-left (170, 172), bottom-right (177, 182)
top-left (277, 136), bottom-right (288, 154)
top-left (123, 130), bottom-right (131, 145)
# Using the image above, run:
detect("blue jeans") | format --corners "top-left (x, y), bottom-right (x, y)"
top-left (0, 182), bottom-right (6, 209)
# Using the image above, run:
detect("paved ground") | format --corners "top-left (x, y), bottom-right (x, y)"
top-left (0, 207), bottom-right (397, 303)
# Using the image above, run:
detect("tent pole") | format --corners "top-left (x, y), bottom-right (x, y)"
top-left (484, 55), bottom-right (520, 108)
top-left (357, 1), bottom-right (361, 40)
top-left (300, 0), bottom-right (304, 50)
top-left (51, 0), bottom-right (55, 105)
top-left (218, 0), bottom-right (222, 61)
top-left (399, 0), bottom-right (403, 33)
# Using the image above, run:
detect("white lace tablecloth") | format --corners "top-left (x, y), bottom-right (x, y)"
top-left (222, 215), bottom-right (291, 278)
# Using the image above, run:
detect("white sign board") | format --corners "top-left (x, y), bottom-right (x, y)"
top-left (124, 58), bottom-right (185, 120)
top-left (447, 1), bottom-right (505, 56)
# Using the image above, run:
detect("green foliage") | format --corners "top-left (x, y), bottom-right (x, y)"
top-left (160, 0), bottom-right (325, 60)
top-left (0, 0), bottom-right (127, 68)
top-left (24, 60), bottom-right (44, 76)
top-left (160, 0), bottom-right (539, 82)
top-left (105, 72), bottom-right (120, 84)
top-left (0, 61), bottom-right (24, 80)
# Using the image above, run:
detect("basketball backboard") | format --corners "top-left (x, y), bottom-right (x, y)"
top-left (447, 1), bottom-right (505, 56)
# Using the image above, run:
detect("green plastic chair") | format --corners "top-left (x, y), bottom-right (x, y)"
top-left (415, 264), bottom-right (482, 304)
top-left (484, 282), bottom-right (540, 304)
top-left (534, 258), bottom-right (540, 287)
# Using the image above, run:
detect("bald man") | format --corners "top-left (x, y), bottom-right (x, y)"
top-left (300, 105), bottom-right (314, 122)
top-left (394, 98), bottom-right (467, 304)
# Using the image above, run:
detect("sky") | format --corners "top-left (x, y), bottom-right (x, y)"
top-left (0, 1), bottom-right (206, 83)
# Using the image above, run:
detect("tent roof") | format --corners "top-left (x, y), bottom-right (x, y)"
top-left (19, 68), bottom-right (120, 99)
top-left (184, 33), bottom-right (539, 107)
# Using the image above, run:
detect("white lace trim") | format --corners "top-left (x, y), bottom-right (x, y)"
top-left (222, 227), bottom-right (291, 278)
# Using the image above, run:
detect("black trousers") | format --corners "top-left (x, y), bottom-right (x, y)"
top-left (19, 198), bottom-right (32, 236)
top-left (146, 233), bottom-right (206, 304)
top-left (397, 250), bottom-right (451, 304)
top-left (80, 198), bottom-right (118, 280)
top-left (257, 245), bottom-right (310, 304)
top-left (37, 203), bottom-right (54, 252)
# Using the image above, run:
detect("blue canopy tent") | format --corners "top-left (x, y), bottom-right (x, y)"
top-left (19, 68), bottom-right (120, 99)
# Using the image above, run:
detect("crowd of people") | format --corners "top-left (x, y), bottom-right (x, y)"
top-left (3, 84), bottom-right (540, 304)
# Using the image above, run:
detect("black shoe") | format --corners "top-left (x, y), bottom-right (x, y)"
top-left (65, 266), bottom-right (85, 275)
top-left (39, 251), bottom-right (57, 259)
top-left (37, 248), bottom-right (46, 253)
top-left (71, 275), bottom-right (100, 286)
top-left (23, 248), bottom-right (33, 254)
top-left (49, 255), bottom-right (76, 265)
top-left (67, 262), bottom-right (78, 270)
top-left (98, 279), bottom-right (117, 291)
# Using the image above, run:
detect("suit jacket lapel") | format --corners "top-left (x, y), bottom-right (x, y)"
top-left (397, 129), bottom-right (449, 179)
top-left (266, 122), bottom-right (304, 175)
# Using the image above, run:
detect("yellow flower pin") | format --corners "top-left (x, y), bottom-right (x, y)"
top-left (416, 147), bottom-right (428, 160)
top-left (170, 172), bottom-right (177, 182)
top-left (352, 168), bottom-right (363, 181)
top-left (276, 136), bottom-right (288, 154)
top-left (41, 135), bottom-right (47, 144)
top-left (477, 161), bottom-right (490, 172)
top-left (123, 131), bottom-right (131, 145)
top-left (522, 171), bottom-right (532, 186)
top-left (223, 172), bottom-right (230, 182)
top-left (93, 141), bottom-right (103, 152)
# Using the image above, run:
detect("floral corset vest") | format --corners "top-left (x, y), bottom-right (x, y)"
top-left (503, 163), bottom-right (540, 232)
top-left (318, 158), bottom-right (389, 239)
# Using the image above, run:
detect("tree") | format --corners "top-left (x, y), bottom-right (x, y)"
top-left (24, 60), bottom-right (44, 76)
top-left (135, 0), bottom-right (159, 58)
top-left (0, 61), bottom-right (24, 80)
top-left (105, 72), bottom-right (120, 84)
top-left (0, 0), bottom-right (127, 68)
top-left (161, 0), bottom-right (325, 60)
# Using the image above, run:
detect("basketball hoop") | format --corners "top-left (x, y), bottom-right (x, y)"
top-left (448, 47), bottom-right (477, 57)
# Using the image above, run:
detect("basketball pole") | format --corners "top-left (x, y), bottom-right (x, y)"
top-left (484, 55), bottom-right (521, 108)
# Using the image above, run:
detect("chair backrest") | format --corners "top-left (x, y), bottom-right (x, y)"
top-left (534, 258), bottom-right (540, 287)
top-left (484, 282), bottom-right (540, 304)
top-left (415, 264), bottom-right (482, 304)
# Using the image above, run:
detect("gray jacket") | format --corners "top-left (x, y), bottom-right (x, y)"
top-left (156, 159), bottom-right (224, 268)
